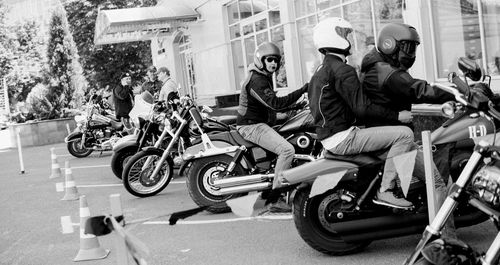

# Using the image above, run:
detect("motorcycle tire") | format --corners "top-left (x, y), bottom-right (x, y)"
top-left (122, 148), bottom-right (173, 197)
top-left (110, 146), bottom-right (137, 179)
top-left (293, 187), bottom-right (371, 256)
top-left (186, 155), bottom-right (246, 214)
top-left (67, 138), bottom-right (93, 158)
top-left (450, 149), bottom-right (473, 181)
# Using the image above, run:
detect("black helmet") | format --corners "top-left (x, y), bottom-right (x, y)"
top-left (254, 42), bottom-right (281, 71)
top-left (421, 238), bottom-right (478, 265)
top-left (377, 23), bottom-right (420, 70)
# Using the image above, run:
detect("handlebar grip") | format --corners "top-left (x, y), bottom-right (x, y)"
top-left (488, 101), bottom-right (500, 121)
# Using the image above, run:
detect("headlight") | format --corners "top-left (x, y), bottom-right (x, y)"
top-left (471, 165), bottom-right (500, 209)
top-left (441, 101), bottom-right (457, 118)
top-left (74, 115), bottom-right (87, 124)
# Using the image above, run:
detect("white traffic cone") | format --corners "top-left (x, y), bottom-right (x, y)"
top-left (61, 161), bottom-right (79, 201)
top-left (49, 148), bottom-right (62, 179)
top-left (73, 195), bottom-right (110, 261)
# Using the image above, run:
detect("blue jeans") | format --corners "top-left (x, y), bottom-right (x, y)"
top-left (237, 123), bottom-right (295, 179)
top-left (327, 126), bottom-right (415, 192)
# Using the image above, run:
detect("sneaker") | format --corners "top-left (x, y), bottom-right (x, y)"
top-left (375, 190), bottom-right (413, 208)
top-left (267, 199), bottom-right (292, 213)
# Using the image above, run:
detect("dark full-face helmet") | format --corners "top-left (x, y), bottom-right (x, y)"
top-left (253, 42), bottom-right (281, 72)
top-left (377, 23), bottom-right (420, 70)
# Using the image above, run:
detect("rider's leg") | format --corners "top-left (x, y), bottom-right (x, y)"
top-left (328, 126), bottom-right (415, 207)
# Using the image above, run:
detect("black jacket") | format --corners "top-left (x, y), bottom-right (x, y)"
top-left (237, 64), bottom-right (306, 126)
top-left (308, 54), bottom-right (399, 141)
top-left (113, 84), bottom-right (134, 119)
top-left (360, 49), bottom-right (455, 115)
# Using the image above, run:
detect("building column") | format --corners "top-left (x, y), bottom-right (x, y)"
top-left (403, 0), bottom-right (436, 82)
top-left (280, 0), bottom-right (302, 91)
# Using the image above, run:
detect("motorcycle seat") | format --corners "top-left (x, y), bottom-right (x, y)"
top-left (229, 131), bottom-right (257, 148)
top-left (325, 151), bottom-right (381, 166)
top-left (213, 115), bottom-right (236, 125)
top-left (109, 119), bottom-right (123, 130)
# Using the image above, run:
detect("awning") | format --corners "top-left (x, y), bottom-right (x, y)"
top-left (94, 3), bottom-right (199, 45)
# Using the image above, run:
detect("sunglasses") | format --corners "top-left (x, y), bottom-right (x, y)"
top-left (265, 57), bottom-right (279, 63)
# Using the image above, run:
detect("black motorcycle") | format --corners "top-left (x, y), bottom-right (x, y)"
top-left (181, 103), bottom-right (323, 213)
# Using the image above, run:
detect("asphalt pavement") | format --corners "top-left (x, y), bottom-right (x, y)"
top-left (0, 142), bottom-right (497, 265)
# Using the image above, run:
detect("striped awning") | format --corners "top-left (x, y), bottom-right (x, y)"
top-left (94, 3), bottom-right (199, 45)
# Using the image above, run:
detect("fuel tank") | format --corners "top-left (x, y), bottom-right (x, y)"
top-left (432, 110), bottom-right (494, 145)
top-left (277, 109), bottom-right (315, 134)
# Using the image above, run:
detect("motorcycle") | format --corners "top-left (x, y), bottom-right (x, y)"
top-left (185, 57), bottom-right (498, 254)
top-left (405, 68), bottom-right (500, 265)
top-left (65, 94), bottom-right (124, 158)
top-left (121, 97), bottom-right (234, 197)
top-left (111, 100), bottom-right (236, 179)
top-left (180, 103), bottom-right (323, 213)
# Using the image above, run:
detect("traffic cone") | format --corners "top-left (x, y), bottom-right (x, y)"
top-left (49, 148), bottom-right (62, 179)
top-left (74, 195), bottom-right (110, 261)
top-left (61, 161), bottom-right (79, 201)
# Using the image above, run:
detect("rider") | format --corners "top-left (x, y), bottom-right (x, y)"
top-left (236, 41), bottom-right (308, 212)
top-left (360, 23), bottom-right (457, 236)
top-left (360, 23), bottom-right (455, 127)
top-left (308, 17), bottom-right (416, 208)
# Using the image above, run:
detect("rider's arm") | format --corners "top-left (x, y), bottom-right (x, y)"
top-left (337, 65), bottom-right (399, 123)
top-left (385, 70), bottom-right (455, 104)
top-left (249, 78), bottom-right (307, 111)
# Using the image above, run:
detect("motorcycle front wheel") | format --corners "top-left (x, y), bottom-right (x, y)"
top-left (186, 155), bottom-right (246, 213)
top-left (122, 148), bottom-right (173, 197)
top-left (293, 187), bottom-right (371, 256)
top-left (67, 138), bottom-right (93, 158)
top-left (110, 146), bottom-right (137, 179)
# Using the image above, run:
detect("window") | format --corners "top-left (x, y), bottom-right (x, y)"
top-left (226, 0), bottom-right (287, 90)
top-left (295, 0), bottom-right (403, 81)
top-left (431, 0), bottom-right (500, 78)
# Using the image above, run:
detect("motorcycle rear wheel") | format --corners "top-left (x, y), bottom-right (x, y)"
top-left (67, 138), bottom-right (93, 158)
top-left (110, 146), bottom-right (137, 179)
top-left (122, 148), bottom-right (173, 197)
top-left (293, 187), bottom-right (371, 256)
top-left (186, 155), bottom-right (246, 213)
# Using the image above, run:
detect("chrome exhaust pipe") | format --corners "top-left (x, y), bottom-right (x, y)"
top-left (219, 182), bottom-right (272, 195)
top-left (214, 174), bottom-right (273, 188)
top-left (294, 154), bottom-right (316, 162)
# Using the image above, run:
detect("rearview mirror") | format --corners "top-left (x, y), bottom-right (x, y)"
top-left (458, 57), bottom-right (482, 81)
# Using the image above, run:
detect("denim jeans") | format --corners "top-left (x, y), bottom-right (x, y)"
top-left (237, 123), bottom-right (295, 179)
top-left (327, 126), bottom-right (414, 192)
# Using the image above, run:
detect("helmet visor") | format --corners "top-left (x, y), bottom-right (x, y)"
top-left (400, 41), bottom-right (418, 56)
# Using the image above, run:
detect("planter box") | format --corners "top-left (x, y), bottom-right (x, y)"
top-left (7, 118), bottom-right (76, 148)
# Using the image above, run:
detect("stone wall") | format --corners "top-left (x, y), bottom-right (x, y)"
top-left (7, 118), bottom-right (76, 148)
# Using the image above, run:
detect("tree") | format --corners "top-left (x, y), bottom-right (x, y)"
top-left (45, 9), bottom-right (79, 118)
top-left (5, 20), bottom-right (45, 105)
top-left (0, 2), bottom-right (13, 80)
top-left (64, 0), bottom-right (157, 91)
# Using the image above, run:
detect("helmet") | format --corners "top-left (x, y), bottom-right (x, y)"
top-left (377, 23), bottom-right (420, 69)
top-left (254, 42), bottom-right (281, 70)
top-left (313, 17), bottom-right (353, 56)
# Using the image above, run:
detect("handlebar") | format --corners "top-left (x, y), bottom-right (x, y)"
top-left (431, 83), bottom-right (469, 106)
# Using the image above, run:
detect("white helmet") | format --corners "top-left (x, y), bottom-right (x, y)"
top-left (313, 17), bottom-right (353, 55)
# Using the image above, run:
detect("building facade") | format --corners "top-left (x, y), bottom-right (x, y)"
top-left (95, 0), bottom-right (500, 106)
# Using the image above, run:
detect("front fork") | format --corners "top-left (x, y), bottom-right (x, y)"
top-left (404, 151), bottom-right (483, 265)
top-left (80, 132), bottom-right (86, 149)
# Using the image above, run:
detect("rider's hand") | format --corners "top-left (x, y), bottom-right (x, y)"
top-left (398, 110), bottom-right (413, 123)
top-left (295, 100), bottom-right (308, 110)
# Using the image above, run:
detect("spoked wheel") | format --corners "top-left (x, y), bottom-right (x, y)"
top-left (122, 148), bottom-right (173, 197)
top-left (67, 137), bottom-right (93, 158)
top-left (293, 187), bottom-right (371, 255)
top-left (186, 155), bottom-right (246, 213)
